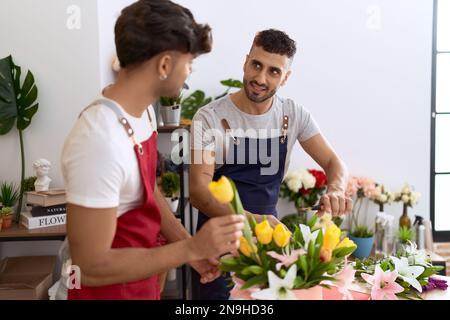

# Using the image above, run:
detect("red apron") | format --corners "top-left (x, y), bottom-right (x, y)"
top-left (68, 100), bottom-right (161, 300)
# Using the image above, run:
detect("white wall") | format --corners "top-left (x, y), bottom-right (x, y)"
top-left (175, 0), bottom-right (434, 224)
top-left (0, 0), bottom-right (435, 257)
top-left (0, 0), bottom-right (101, 258)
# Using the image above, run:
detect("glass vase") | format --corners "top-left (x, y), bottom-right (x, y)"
top-left (399, 203), bottom-right (411, 228)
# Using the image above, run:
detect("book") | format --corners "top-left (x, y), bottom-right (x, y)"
top-left (30, 204), bottom-right (66, 217)
top-left (20, 211), bottom-right (66, 230)
top-left (25, 189), bottom-right (66, 207)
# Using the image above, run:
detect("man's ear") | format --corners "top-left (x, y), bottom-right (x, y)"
top-left (157, 53), bottom-right (173, 80)
top-left (281, 70), bottom-right (292, 87)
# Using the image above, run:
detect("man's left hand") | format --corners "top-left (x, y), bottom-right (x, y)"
top-left (190, 258), bottom-right (222, 284)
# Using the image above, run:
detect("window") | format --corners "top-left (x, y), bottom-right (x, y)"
top-left (432, 0), bottom-right (450, 241)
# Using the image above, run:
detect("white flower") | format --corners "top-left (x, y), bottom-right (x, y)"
top-left (379, 194), bottom-right (388, 203)
top-left (299, 224), bottom-right (320, 249)
top-left (389, 256), bottom-right (424, 292)
top-left (402, 184), bottom-right (411, 194)
top-left (404, 241), bottom-right (431, 267)
top-left (299, 169), bottom-right (316, 189)
top-left (251, 265), bottom-right (297, 300)
top-left (287, 178), bottom-right (302, 193)
top-left (401, 195), bottom-right (410, 203)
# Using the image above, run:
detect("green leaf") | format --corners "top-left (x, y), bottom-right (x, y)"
top-left (241, 274), bottom-right (267, 290)
top-left (307, 214), bottom-right (318, 229)
top-left (332, 246), bottom-right (357, 258)
top-left (0, 55), bottom-right (39, 133)
top-left (220, 79), bottom-right (243, 88)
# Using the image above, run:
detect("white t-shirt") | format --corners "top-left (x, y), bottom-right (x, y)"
top-left (61, 96), bottom-right (157, 217)
top-left (190, 95), bottom-right (321, 177)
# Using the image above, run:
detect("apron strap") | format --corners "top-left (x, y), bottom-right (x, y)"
top-left (79, 98), bottom-right (145, 155)
top-left (221, 115), bottom-right (290, 144)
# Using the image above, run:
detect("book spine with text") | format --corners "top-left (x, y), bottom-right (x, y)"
top-left (21, 213), bottom-right (66, 229)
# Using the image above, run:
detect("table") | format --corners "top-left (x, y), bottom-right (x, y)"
top-left (0, 223), bottom-right (66, 242)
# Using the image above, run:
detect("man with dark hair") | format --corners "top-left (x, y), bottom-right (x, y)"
top-left (189, 29), bottom-right (353, 299)
top-left (56, 0), bottom-right (244, 300)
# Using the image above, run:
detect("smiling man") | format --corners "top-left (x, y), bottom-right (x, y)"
top-left (189, 29), bottom-right (353, 300)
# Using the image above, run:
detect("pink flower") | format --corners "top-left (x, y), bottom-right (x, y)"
top-left (334, 264), bottom-right (357, 300)
top-left (346, 176), bottom-right (359, 197)
top-left (361, 265), bottom-right (404, 300)
top-left (358, 177), bottom-right (377, 198)
top-left (267, 249), bottom-right (306, 271)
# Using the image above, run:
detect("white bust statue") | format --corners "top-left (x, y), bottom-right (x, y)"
top-left (33, 159), bottom-right (52, 192)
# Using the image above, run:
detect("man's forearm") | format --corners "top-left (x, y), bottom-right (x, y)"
top-left (154, 187), bottom-right (191, 243)
top-left (324, 155), bottom-right (348, 192)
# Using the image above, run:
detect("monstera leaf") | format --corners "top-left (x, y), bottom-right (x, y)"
top-left (0, 55), bottom-right (39, 135)
top-left (0, 55), bottom-right (39, 222)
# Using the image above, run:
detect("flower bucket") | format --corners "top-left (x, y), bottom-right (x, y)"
top-left (348, 235), bottom-right (374, 259)
top-left (323, 286), bottom-right (370, 300)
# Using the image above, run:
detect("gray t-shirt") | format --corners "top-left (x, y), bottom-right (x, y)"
top-left (190, 95), bottom-right (321, 177)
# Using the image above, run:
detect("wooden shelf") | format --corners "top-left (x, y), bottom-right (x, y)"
top-left (0, 223), bottom-right (66, 242)
top-left (157, 125), bottom-right (190, 133)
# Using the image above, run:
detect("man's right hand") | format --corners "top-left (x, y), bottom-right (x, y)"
top-left (188, 215), bottom-right (245, 261)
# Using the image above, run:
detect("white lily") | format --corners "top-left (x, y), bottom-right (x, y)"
top-left (251, 265), bottom-right (297, 300)
top-left (390, 256), bottom-right (424, 292)
top-left (404, 241), bottom-right (431, 267)
top-left (299, 224), bottom-right (320, 249)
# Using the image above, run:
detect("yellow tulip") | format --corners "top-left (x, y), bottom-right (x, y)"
top-left (320, 248), bottom-right (332, 262)
top-left (239, 236), bottom-right (257, 257)
top-left (255, 220), bottom-right (273, 245)
top-left (323, 224), bottom-right (341, 251)
top-left (208, 176), bottom-right (234, 204)
top-left (273, 224), bottom-right (291, 247)
top-left (337, 237), bottom-right (357, 249)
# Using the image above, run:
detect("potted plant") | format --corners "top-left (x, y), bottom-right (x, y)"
top-left (348, 225), bottom-right (375, 259)
top-left (0, 182), bottom-right (19, 229)
top-left (395, 226), bottom-right (416, 254)
top-left (180, 79), bottom-right (243, 125)
top-left (159, 95), bottom-right (183, 126)
top-left (346, 176), bottom-right (377, 259)
top-left (161, 172), bottom-right (180, 213)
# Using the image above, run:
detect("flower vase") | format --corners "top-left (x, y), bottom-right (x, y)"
top-left (399, 203), bottom-right (411, 228)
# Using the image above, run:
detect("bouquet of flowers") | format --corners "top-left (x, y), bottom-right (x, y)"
top-left (354, 241), bottom-right (446, 300)
top-left (209, 176), bottom-right (357, 300)
top-left (393, 184), bottom-right (421, 208)
top-left (280, 169), bottom-right (327, 210)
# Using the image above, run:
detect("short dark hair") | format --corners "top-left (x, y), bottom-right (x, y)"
top-left (115, 0), bottom-right (212, 68)
top-left (252, 29), bottom-right (297, 59)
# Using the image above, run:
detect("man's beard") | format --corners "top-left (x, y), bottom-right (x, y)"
top-left (243, 79), bottom-right (277, 103)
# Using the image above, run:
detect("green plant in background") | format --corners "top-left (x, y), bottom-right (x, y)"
top-left (0, 55), bottom-right (39, 222)
top-left (0, 181), bottom-right (19, 209)
top-left (397, 226), bottom-right (415, 244)
top-left (351, 225), bottom-right (374, 238)
top-left (181, 78), bottom-right (243, 120)
top-left (22, 176), bottom-right (37, 192)
top-left (1, 206), bottom-right (13, 217)
top-left (161, 172), bottom-right (180, 199)
top-left (160, 95), bottom-right (183, 107)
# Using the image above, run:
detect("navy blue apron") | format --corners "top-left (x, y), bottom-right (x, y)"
top-left (192, 116), bottom-right (289, 300)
